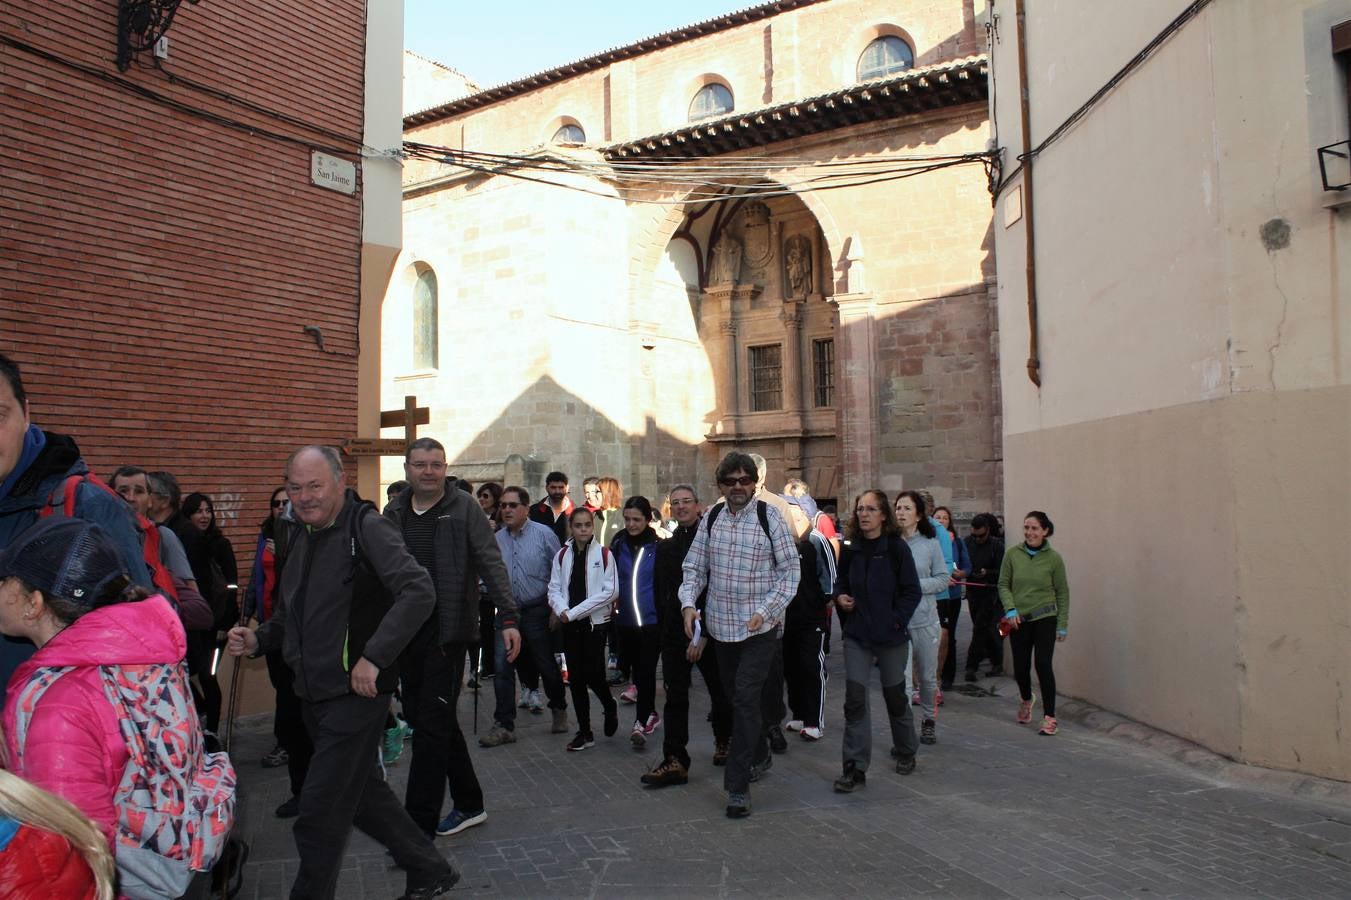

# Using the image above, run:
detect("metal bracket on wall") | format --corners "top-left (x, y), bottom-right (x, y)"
top-left (117, 0), bottom-right (201, 72)
top-left (1317, 140), bottom-right (1350, 192)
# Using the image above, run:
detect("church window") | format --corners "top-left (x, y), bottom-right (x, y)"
top-left (412, 268), bottom-right (439, 369)
top-left (749, 344), bottom-right (783, 412)
top-left (689, 83), bottom-right (734, 121)
top-left (813, 338), bottom-right (835, 407)
top-left (858, 35), bottom-right (914, 81)
top-left (552, 123), bottom-right (585, 144)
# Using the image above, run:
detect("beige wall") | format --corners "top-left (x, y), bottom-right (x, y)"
top-left (992, 0), bottom-right (1351, 779)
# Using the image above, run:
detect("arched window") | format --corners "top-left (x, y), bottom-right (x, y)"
top-left (688, 83), bottom-right (733, 122)
top-left (551, 123), bottom-right (585, 144)
top-left (412, 268), bottom-right (438, 369)
top-left (857, 35), bottom-right (914, 80)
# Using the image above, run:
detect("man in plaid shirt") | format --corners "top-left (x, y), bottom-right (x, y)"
top-left (679, 451), bottom-right (800, 819)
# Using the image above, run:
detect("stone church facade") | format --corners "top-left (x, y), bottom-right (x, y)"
top-left (385, 0), bottom-right (999, 520)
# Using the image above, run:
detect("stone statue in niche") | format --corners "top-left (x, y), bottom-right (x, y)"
top-left (784, 234), bottom-right (812, 300)
top-left (709, 231), bottom-right (743, 285)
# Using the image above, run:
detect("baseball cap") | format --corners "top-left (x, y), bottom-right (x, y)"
top-left (0, 517), bottom-right (127, 607)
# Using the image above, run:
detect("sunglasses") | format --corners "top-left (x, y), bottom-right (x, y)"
top-left (271, 500), bottom-right (286, 509)
top-left (719, 476), bottom-right (755, 487)
top-left (499, 501), bottom-right (523, 509)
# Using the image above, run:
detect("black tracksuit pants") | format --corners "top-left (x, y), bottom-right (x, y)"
top-left (660, 629), bottom-right (732, 767)
top-left (782, 623), bottom-right (829, 729)
top-left (292, 693), bottom-right (452, 899)
top-left (400, 626), bottom-right (484, 831)
top-left (562, 620), bottom-right (615, 734)
top-left (265, 648), bottom-right (313, 799)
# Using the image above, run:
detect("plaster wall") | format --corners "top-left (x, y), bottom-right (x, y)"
top-left (991, 0), bottom-right (1351, 779)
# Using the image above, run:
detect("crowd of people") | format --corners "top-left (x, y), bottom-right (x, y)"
top-left (0, 348), bottom-right (1073, 898)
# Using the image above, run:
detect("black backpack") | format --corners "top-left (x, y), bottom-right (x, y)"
top-left (703, 500), bottom-right (784, 565)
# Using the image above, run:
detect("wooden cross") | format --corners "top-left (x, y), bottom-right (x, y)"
top-left (381, 395), bottom-right (430, 444)
top-left (343, 395), bottom-right (430, 457)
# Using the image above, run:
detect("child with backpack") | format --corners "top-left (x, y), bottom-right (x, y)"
top-left (0, 517), bottom-right (235, 899)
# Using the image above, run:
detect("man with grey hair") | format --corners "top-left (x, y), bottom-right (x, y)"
top-left (227, 445), bottom-right (457, 899)
top-left (679, 452), bottom-right (800, 818)
top-left (641, 482), bottom-right (732, 788)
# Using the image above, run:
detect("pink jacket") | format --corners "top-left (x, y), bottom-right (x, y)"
top-left (3, 595), bottom-right (186, 848)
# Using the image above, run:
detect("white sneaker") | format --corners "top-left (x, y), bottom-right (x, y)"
top-left (800, 726), bottom-right (823, 741)
top-left (784, 719), bottom-right (804, 732)
top-left (528, 689), bottom-right (545, 713)
top-left (518, 688), bottom-right (532, 710)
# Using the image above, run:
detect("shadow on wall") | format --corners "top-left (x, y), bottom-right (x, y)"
top-left (446, 374), bottom-right (722, 505)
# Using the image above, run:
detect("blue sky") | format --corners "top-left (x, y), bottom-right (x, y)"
top-left (404, 0), bottom-right (761, 88)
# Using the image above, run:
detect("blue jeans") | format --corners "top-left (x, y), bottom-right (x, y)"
top-left (492, 602), bottom-right (566, 728)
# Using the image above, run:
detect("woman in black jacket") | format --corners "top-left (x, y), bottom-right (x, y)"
top-left (179, 491), bottom-right (237, 734)
top-left (832, 489), bottom-right (923, 792)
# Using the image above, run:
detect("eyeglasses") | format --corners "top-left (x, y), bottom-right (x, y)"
top-left (499, 501), bottom-right (522, 509)
top-left (719, 476), bottom-right (755, 487)
top-left (855, 505), bottom-right (881, 514)
top-left (271, 500), bottom-right (286, 509)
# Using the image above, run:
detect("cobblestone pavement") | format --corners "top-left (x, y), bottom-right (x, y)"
top-left (227, 644), bottom-right (1351, 899)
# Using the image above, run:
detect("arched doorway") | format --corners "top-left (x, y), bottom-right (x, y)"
top-left (658, 188), bottom-right (841, 508)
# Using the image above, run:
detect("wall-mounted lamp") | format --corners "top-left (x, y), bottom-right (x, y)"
top-left (118, 0), bottom-right (201, 71)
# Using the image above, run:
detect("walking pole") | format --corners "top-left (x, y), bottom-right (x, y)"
top-left (222, 585), bottom-right (247, 753)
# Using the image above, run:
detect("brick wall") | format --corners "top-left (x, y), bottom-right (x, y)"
top-left (2, 0), bottom-right (368, 569)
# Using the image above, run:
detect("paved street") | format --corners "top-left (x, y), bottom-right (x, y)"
top-left (227, 646), bottom-right (1351, 899)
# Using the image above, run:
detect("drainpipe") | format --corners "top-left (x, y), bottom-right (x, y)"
top-left (1014, 0), bottom-right (1041, 387)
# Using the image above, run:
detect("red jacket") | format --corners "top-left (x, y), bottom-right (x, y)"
top-left (4, 595), bottom-right (187, 848)
top-left (0, 817), bottom-right (99, 899)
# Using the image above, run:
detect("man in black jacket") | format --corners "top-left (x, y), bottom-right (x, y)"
top-left (641, 483), bottom-right (732, 788)
top-left (228, 445), bottom-right (456, 900)
top-left (963, 513), bottom-right (1006, 679)
top-left (527, 470), bottom-right (573, 544)
top-left (385, 438), bottom-right (520, 839)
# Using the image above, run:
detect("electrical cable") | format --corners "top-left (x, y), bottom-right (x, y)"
top-left (1, 33), bottom-right (361, 159)
top-left (991, 0), bottom-right (1214, 198)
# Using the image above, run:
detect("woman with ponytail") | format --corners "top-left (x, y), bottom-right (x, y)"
top-left (0, 516), bottom-right (194, 849)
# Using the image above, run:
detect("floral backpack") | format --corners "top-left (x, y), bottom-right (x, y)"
top-left (13, 661), bottom-right (237, 899)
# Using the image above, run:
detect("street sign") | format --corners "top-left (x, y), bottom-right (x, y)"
top-left (342, 438), bottom-right (407, 457)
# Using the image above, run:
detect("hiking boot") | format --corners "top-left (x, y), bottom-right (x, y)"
top-left (260, 744), bottom-right (288, 768)
top-left (1017, 693), bottom-right (1037, 725)
top-left (630, 721), bottom-right (646, 747)
top-left (478, 723), bottom-right (516, 747)
top-left (640, 755), bottom-right (689, 787)
top-left (833, 763), bottom-right (865, 793)
top-left (566, 731), bottom-right (595, 752)
top-left (784, 719), bottom-right (804, 732)
top-left (895, 754), bottom-right (917, 775)
top-left (399, 870), bottom-right (461, 900)
top-left (1038, 715), bottom-right (1058, 736)
top-left (725, 792), bottom-right (751, 819)
top-left (436, 808), bottom-right (486, 836)
top-left (274, 796), bottom-right (300, 819)
top-left (712, 739), bottom-right (729, 766)
top-left (921, 719), bottom-right (937, 745)
top-left (551, 708), bottom-right (569, 733)
top-left (603, 707), bottom-right (619, 737)
top-left (768, 725), bottom-right (787, 754)
top-left (619, 683), bottom-right (638, 704)
top-left (643, 712), bottom-right (662, 735)
top-left (749, 754), bottom-right (773, 783)
top-left (800, 725), bottom-right (823, 742)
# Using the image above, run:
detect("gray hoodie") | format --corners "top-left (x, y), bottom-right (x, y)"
top-left (904, 531), bottom-right (950, 630)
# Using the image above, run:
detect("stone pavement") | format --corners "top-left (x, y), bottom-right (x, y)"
top-left (225, 644), bottom-right (1351, 899)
